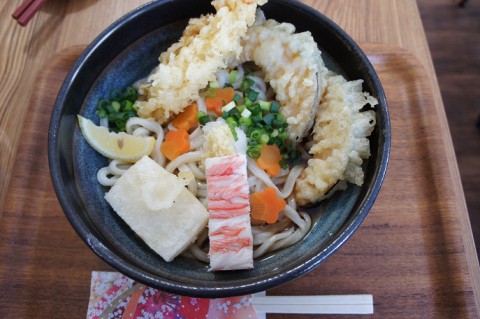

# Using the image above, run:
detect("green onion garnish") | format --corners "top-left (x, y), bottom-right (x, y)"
top-left (246, 90), bottom-right (259, 102)
top-left (96, 86), bottom-right (139, 132)
top-left (229, 70), bottom-right (239, 84)
top-left (271, 101), bottom-right (280, 113)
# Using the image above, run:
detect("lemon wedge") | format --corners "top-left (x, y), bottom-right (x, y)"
top-left (77, 115), bottom-right (155, 163)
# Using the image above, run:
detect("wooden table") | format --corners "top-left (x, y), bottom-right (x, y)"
top-left (1, 0), bottom-right (479, 317)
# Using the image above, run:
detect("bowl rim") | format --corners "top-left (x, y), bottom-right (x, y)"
top-left (48, 0), bottom-right (391, 297)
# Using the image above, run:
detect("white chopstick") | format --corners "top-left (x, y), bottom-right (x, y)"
top-left (252, 294), bottom-right (374, 314)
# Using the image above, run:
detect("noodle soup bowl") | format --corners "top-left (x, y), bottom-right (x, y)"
top-left (48, 0), bottom-right (390, 297)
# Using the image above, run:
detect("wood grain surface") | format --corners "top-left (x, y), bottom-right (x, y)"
top-left (0, 43), bottom-right (478, 318)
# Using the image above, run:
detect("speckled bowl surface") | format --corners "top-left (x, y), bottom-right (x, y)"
top-left (48, 0), bottom-right (390, 298)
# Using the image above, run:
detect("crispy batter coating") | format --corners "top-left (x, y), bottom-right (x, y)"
top-left (135, 0), bottom-right (268, 124)
top-left (294, 73), bottom-right (377, 206)
top-left (237, 18), bottom-right (329, 142)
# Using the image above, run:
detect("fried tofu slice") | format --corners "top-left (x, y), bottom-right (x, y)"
top-left (105, 156), bottom-right (209, 262)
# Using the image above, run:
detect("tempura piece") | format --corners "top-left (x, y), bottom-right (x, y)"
top-left (236, 18), bottom-right (329, 142)
top-left (135, 0), bottom-right (268, 124)
top-left (206, 154), bottom-right (253, 270)
top-left (294, 73), bottom-right (377, 206)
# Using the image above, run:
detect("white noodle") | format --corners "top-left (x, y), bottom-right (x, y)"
top-left (196, 98), bottom-right (207, 113)
top-left (215, 69), bottom-right (229, 87)
top-left (247, 158), bottom-right (305, 198)
top-left (270, 209), bottom-right (311, 251)
top-left (167, 122), bottom-right (177, 132)
top-left (187, 162), bottom-right (206, 180)
top-left (97, 167), bottom-right (119, 186)
top-left (253, 228), bottom-right (295, 258)
top-left (165, 151), bottom-right (203, 173)
top-left (232, 64), bottom-right (245, 89)
top-left (189, 137), bottom-right (205, 150)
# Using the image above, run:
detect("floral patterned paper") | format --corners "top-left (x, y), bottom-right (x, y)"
top-left (86, 271), bottom-right (259, 319)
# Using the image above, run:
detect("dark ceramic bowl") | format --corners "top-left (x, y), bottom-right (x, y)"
top-left (48, 0), bottom-right (390, 298)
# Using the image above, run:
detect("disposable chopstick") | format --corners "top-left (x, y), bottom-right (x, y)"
top-left (12, 0), bottom-right (48, 26)
top-left (252, 294), bottom-right (374, 314)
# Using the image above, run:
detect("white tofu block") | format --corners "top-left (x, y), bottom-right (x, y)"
top-left (105, 156), bottom-right (209, 262)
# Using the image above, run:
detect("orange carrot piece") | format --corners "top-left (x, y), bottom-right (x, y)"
top-left (250, 187), bottom-right (286, 224)
top-left (205, 87), bottom-right (235, 116)
top-left (172, 103), bottom-right (198, 131)
top-left (160, 129), bottom-right (190, 161)
top-left (256, 144), bottom-right (282, 176)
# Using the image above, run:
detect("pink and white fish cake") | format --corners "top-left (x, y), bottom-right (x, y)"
top-left (205, 154), bottom-right (253, 270)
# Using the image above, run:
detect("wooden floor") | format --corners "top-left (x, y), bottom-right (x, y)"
top-left (417, 0), bottom-right (480, 257)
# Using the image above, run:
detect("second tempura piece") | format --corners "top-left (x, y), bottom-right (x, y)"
top-left (206, 154), bottom-right (253, 270)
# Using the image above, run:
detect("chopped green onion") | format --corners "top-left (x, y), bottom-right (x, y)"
top-left (271, 101), bottom-right (280, 113)
top-left (262, 113), bottom-right (274, 125)
top-left (239, 116), bottom-right (252, 127)
top-left (271, 129), bottom-right (279, 137)
top-left (226, 117), bottom-right (237, 127)
top-left (197, 111), bottom-right (206, 120)
top-left (252, 114), bottom-right (262, 123)
top-left (222, 111), bottom-right (229, 120)
top-left (229, 70), bottom-right (239, 84)
top-left (97, 86), bottom-right (139, 132)
top-left (247, 146), bottom-right (261, 159)
top-left (279, 158), bottom-right (288, 170)
top-left (272, 119), bottom-right (283, 126)
top-left (97, 99), bottom-right (110, 110)
top-left (233, 93), bottom-right (242, 103)
top-left (124, 100), bottom-right (133, 111)
top-left (125, 87), bottom-right (138, 101)
top-left (244, 98), bottom-right (253, 107)
top-left (95, 108), bottom-right (107, 118)
top-left (249, 104), bottom-right (260, 115)
top-left (222, 101), bottom-right (236, 113)
top-left (228, 108), bottom-right (240, 118)
top-left (259, 100), bottom-right (271, 111)
top-left (240, 77), bottom-right (255, 92)
top-left (199, 115), bottom-right (211, 126)
top-left (230, 126), bottom-right (238, 141)
top-left (241, 108), bottom-right (252, 118)
top-left (111, 101), bottom-right (121, 112)
top-left (246, 90), bottom-right (259, 102)
top-left (110, 88), bottom-right (123, 101)
top-left (259, 134), bottom-right (270, 144)
top-left (250, 129), bottom-right (263, 141)
top-left (209, 81), bottom-right (220, 89)
top-left (237, 104), bottom-right (246, 113)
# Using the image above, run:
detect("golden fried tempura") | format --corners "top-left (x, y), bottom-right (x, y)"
top-left (294, 73), bottom-right (377, 206)
top-left (135, 0), bottom-right (268, 124)
top-left (237, 18), bottom-right (329, 142)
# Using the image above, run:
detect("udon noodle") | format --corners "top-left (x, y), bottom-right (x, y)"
top-left (97, 64), bottom-right (311, 260)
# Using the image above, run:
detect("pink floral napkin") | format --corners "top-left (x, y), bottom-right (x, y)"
top-left (86, 271), bottom-right (260, 319)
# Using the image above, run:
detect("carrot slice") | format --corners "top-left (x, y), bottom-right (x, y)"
top-left (256, 144), bottom-right (282, 176)
top-left (172, 103), bottom-right (198, 131)
top-left (160, 129), bottom-right (190, 161)
top-left (205, 87), bottom-right (235, 116)
top-left (250, 187), bottom-right (286, 224)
